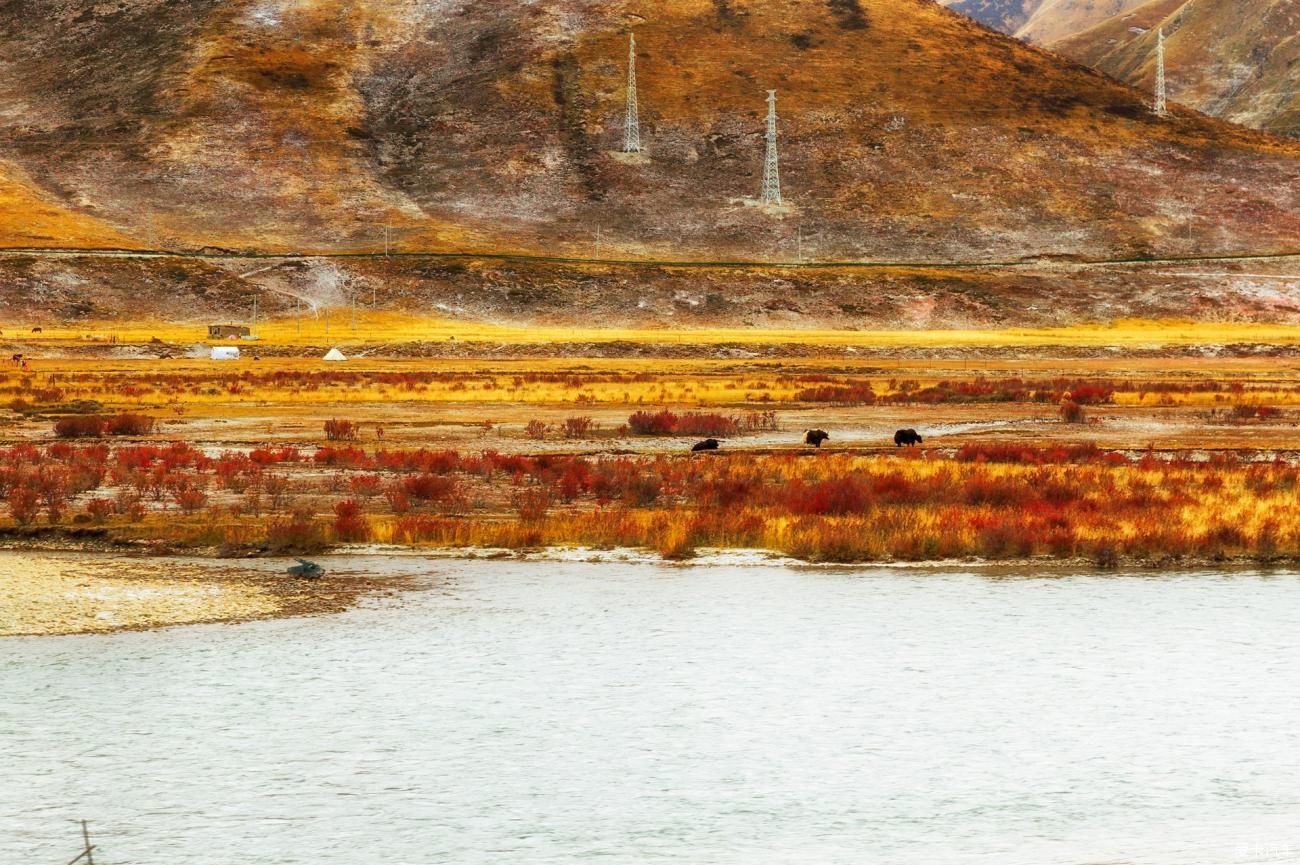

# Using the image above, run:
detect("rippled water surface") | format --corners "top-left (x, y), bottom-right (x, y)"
top-left (6, 556), bottom-right (1300, 864)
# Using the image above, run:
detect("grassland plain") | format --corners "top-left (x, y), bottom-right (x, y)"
top-left (7, 315), bottom-right (1300, 634)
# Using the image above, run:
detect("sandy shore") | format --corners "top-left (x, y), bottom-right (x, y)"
top-left (0, 552), bottom-right (406, 637)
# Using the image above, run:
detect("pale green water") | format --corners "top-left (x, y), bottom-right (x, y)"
top-left (4, 555), bottom-right (1300, 864)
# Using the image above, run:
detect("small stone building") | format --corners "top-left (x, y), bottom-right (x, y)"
top-left (208, 324), bottom-right (251, 339)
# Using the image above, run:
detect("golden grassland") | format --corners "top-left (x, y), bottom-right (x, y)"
top-left (17, 312), bottom-right (1300, 349)
top-left (8, 351), bottom-right (1300, 420)
top-left (4, 317), bottom-right (1300, 568)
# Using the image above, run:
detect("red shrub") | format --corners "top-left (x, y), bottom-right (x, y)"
top-left (1232, 404), bottom-right (1281, 421)
top-left (956, 444), bottom-right (1042, 464)
top-left (1062, 383), bottom-right (1114, 405)
top-left (106, 413), bottom-right (156, 436)
top-left (562, 416), bottom-right (595, 439)
top-left (86, 498), bottom-right (114, 525)
top-left (794, 383), bottom-right (877, 405)
top-left (558, 462), bottom-right (592, 502)
top-left (54, 416), bottom-right (108, 438)
top-left (788, 477), bottom-right (873, 515)
top-left (264, 511), bottom-right (327, 554)
top-left (377, 449), bottom-right (460, 475)
top-left (333, 499), bottom-right (370, 543)
top-left (313, 446), bottom-right (370, 469)
top-left (174, 487), bottom-right (208, 514)
top-left (694, 477), bottom-right (759, 508)
top-left (349, 474), bottom-right (383, 498)
top-left (675, 413), bottom-right (740, 437)
top-left (962, 477), bottom-right (1031, 507)
top-left (1059, 401), bottom-right (1087, 424)
top-left (250, 446), bottom-right (301, 465)
top-left (512, 486), bottom-right (552, 522)
top-left (384, 485), bottom-right (412, 515)
top-left (7, 484), bottom-right (40, 526)
top-left (402, 473), bottom-right (459, 504)
top-left (324, 418), bottom-right (359, 442)
top-left (627, 410), bottom-right (740, 437)
top-left (628, 410), bottom-right (679, 436)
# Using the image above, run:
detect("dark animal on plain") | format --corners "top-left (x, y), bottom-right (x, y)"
top-left (804, 429), bottom-right (830, 448)
top-left (894, 429), bottom-right (923, 447)
top-left (692, 438), bottom-right (721, 452)
top-left (10, 354), bottom-right (21, 364)
top-left (30, 327), bottom-right (41, 333)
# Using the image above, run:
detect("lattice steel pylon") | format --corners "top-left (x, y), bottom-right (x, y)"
top-left (761, 90), bottom-right (782, 206)
top-left (623, 33), bottom-right (641, 153)
top-left (1153, 28), bottom-right (1168, 116)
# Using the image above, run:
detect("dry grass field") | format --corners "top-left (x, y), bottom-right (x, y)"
top-left (4, 314), bottom-right (1300, 568)
top-left (18, 312), bottom-right (1300, 351)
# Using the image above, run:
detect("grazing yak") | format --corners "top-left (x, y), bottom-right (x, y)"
top-left (692, 438), bottom-right (721, 453)
top-left (30, 327), bottom-right (41, 333)
top-left (804, 429), bottom-right (830, 448)
top-left (894, 429), bottom-right (923, 447)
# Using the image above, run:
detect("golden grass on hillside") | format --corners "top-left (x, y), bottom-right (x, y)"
top-left (0, 166), bottom-right (133, 249)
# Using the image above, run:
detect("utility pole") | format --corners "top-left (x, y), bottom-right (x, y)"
top-left (623, 33), bottom-right (641, 153)
top-left (384, 224), bottom-right (390, 256)
top-left (351, 290), bottom-right (357, 332)
top-left (1153, 27), bottom-right (1168, 116)
top-left (251, 295), bottom-right (258, 340)
top-left (761, 90), bottom-right (782, 207)
top-left (296, 296), bottom-right (301, 337)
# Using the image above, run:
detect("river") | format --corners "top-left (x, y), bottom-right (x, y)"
top-left (4, 555), bottom-right (1300, 864)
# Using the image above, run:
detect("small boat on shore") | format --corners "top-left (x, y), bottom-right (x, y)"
top-left (287, 559), bottom-right (325, 580)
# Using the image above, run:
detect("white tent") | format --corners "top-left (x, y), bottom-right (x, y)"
top-left (323, 348), bottom-right (348, 362)
top-left (210, 346), bottom-right (241, 361)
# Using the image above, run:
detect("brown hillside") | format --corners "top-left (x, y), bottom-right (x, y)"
top-left (0, 0), bottom-right (1293, 266)
top-left (1050, 0), bottom-right (1300, 139)
top-left (0, 164), bottom-right (133, 249)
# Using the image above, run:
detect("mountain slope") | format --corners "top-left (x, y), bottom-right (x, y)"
top-left (0, 158), bottom-right (133, 249)
top-left (1016, 0), bottom-right (1151, 43)
top-left (937, 0), bottom-right (1151, 42)
top-left (1050, 0), bottom-right (1300, 139)
top-left (0, 0), bottom-right (1294, 267)
top-left (938, 0), bottom-right (1046, 33)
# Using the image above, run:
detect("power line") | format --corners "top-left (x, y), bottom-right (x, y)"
top-left (1153, 28), bottom-right (1168, 116)
top-left (761, 90), bottom-right (782, 207)
top-left (623, 33), bottom-right (641, 154)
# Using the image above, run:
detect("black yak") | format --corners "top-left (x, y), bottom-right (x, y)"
top-left (894, 429), bottom-right (923, 447)
top-left (805, 429), bottom-right (830, 448)
top-left (692, 438), bottom-right (721, 452)
top-left (30, 327), bottom-right (42, 333)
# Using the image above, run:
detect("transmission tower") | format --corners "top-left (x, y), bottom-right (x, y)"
top-left (623, 33), bottom-right (641, 153)
top-left (761, 90), bottom-right (782, 206)
top-left (1153, 28), bottom-right (1168, 116)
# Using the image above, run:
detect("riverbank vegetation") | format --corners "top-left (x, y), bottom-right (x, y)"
top-left (4, 440), bottom-right (1298, 565)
